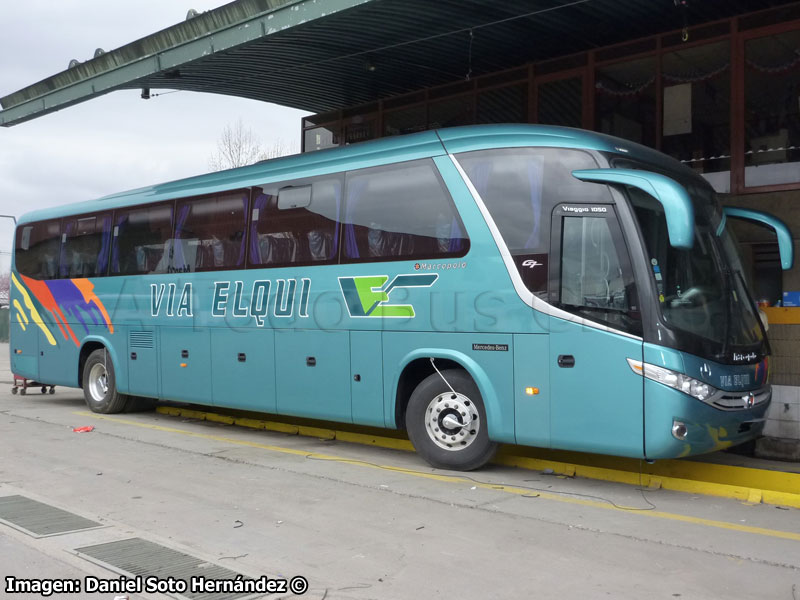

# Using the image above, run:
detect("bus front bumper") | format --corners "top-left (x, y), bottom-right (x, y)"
top-left (644, 380), bottom-right (770, 459)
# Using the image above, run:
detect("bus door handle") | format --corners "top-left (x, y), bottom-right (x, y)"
top-left (557, 355), bottom-right (575, 368)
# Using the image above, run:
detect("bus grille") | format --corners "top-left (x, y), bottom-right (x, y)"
top-left (129, 331), bottom-right (154, 349)
top-left (711, 386), bottom-right (771, 411)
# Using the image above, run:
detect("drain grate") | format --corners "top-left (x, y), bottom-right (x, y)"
top-left (0, 495), bottom-right (103, 537)
top-left (75, 537), bottom-right (258, 600)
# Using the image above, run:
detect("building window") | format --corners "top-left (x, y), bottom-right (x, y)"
top-left (596, 56), bottom-right (657, 148)
top-left (304, 124), bottom-right (340, 152)
top-left (537, 77), bottom-right (583, 128)
top-left (428, 95), bottom-right (474, 129)
top-left (303, 112), bottom-right (340, 152)
top-left (477, 84), bottom-right (527, 124)
top-left (384, 104), bottom-right (427, 137)
top-left (343, 115), bottom-right (377, 145)
top-left (744, 29), bottom-right (800, 188)
top-left (661, 41), bottom-right (731, 193)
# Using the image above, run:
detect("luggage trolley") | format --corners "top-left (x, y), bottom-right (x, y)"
top-left (11, 375), bottom-right (55, 396)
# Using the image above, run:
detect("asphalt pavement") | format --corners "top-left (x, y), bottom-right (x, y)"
top-left (0, 343), bottom-right (799, 599)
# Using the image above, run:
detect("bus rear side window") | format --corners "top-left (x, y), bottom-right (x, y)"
top-left (15, 219), bottom-right (61, 280)
top-left (60, 213), bottom-right (112, 278)
top-left (111, 204), bottom-right (174, 275)
top-left (342, 160), bottom-right (468, 262)
top-left (173, 193), bottom-right (249, 272)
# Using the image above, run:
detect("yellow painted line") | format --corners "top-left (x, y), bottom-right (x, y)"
top-left (75, 410), bottom-right (800, 542)
top-left (153, 406), bottom-right (800, 508)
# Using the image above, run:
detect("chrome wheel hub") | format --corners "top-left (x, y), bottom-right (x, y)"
top-left (424, 391), bottom-right (480, 451)
top-left (88, 363), bottom-right (109, 403)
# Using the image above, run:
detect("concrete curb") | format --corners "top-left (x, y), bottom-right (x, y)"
top-left (155, 406), bottom-right (800, 509)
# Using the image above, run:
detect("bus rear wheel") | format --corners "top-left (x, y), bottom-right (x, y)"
top-left (405, 369), bottom-right (497, 471)
top-left (82, 349), bottom-right (129, 414)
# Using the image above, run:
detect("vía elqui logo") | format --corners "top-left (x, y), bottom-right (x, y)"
top-left (338, 274), bottom-right (438, 318)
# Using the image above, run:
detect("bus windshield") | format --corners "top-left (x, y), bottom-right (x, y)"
top-left (626, 176), bottom-right (766, 364)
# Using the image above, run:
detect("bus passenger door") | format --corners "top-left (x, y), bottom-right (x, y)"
top-left (547, 205), bottom-right (645, 457)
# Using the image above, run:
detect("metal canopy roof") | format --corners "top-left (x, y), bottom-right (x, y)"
top-left (2, 0), bottom-right (797, 127)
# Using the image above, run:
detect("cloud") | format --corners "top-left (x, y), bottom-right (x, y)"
top-left (0, 1), bottom-right (310, 255)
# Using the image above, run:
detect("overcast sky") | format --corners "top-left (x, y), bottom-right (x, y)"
top-left (0, 0), bottom-right (308, 266)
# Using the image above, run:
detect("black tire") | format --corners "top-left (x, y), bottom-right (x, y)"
top-left (82, 349), bottom-right (129, 414)
top-left (405, 369), bottom-right (497, 471)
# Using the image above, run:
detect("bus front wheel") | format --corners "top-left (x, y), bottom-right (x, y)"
top-left (405, 369), bottom-right (497, 471)
top-left (82, 349), bottom-right (129, 414)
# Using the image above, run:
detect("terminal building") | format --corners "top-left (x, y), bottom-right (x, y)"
top-left (2, 0), bottom-right (799, 455)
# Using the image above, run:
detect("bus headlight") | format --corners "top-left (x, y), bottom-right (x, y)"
top-left (627, 359), bottom-right (718, 403)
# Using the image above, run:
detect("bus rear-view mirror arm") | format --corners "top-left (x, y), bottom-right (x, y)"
top-left (571, 168), bottom-right (695, 250)
top-left (717, 207), bottom-right (794, 270)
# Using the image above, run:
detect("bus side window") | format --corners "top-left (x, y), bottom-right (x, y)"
top-left (14, 219), bottom-right (62, 280)
top-left (172, 192), bottom-right (249, 273)
top-left (249, 175), bottom-right (342, 268)
top-left (456, 147), bottom-right (608, 297)
top-left (551, 209), bottom-right (641, 336)
top-left (111, 203), bottom-right (174, 276)
top-left (60, 213), bottom-right (112, 278)
top-left (342, 159), bottom-right (468, 263)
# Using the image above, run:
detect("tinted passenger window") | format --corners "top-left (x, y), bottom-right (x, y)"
top-left (561, 217), bottom-right (629, 310)
top-left (249, 175), bottom-right (342, 267)
top-left (172, 193), bottom-right (248, 272)
top-left (111, 204), bottom-right (174, 275)
top-left (15, 220), bottom-right (61, 280)
top-left (458, 148), bottom-right (609, 254)
top-left (457, 148), bottom-right (609, 295)
top-left (60, 213), bottom-right (112, 278)
top-left (553, 210), bottom-right (641, 335)
top-left (342, 160), bottom-right (468, 262)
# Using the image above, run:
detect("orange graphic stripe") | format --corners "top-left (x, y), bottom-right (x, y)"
top-left (72, 279), bottom-right (114, 334)
top-left (19, 274), bottom-right (79, 346)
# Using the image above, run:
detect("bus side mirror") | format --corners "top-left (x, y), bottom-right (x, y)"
top-left (718, 207), bottom-right (794, 270)
top-left (572, 168), bottom-right (694, 249)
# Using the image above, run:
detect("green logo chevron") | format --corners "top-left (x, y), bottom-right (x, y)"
top-left (338, 274), bottom-right (438, 318)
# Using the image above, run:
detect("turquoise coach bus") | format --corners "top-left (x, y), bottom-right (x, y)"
top-left (9, 125), bottom-right (793, 470)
